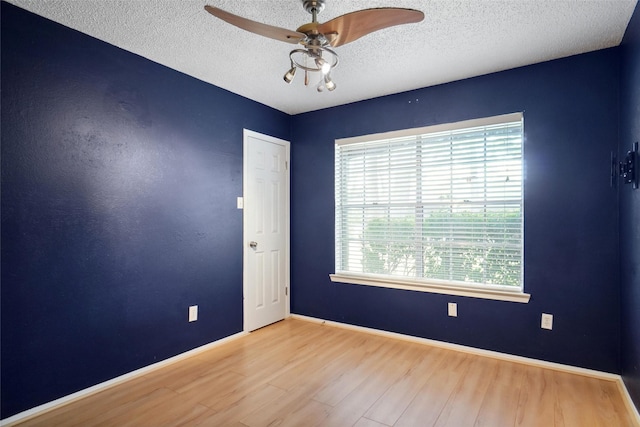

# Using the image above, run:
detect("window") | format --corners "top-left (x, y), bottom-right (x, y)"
top-left (331, 113), bottom-right (529, 303)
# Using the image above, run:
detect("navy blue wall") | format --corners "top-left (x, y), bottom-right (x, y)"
top-left (0, 2), bottom-right (289, 418)
top-left (291, 49), bottom-right (621, 373)
top-left (620, 1), bottom-right (640, 411)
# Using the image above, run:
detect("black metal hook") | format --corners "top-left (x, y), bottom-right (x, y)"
top-left (620, 142), bottom-right (638, 189)
top-left (612, 142), bottom-right (638, 189)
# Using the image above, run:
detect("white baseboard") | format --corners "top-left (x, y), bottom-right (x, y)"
top-left (290, 314), bottom-right (640, 426)
top-left (0, 331), bottom-right (247, 427)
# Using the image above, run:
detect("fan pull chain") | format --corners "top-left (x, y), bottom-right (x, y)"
top-left (304, 55), bottom-right (309, 85)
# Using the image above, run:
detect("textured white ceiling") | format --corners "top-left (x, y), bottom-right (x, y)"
top-left (6, 0), bottom-right (638, 114)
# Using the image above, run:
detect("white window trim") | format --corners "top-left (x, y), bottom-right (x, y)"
top-left (329, 273), bottom-right (530, 303)
top-left (333, 112), bottom-right (529, 304)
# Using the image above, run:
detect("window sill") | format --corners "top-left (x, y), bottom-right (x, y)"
top-left (329, 273), bottom-right (531, 303)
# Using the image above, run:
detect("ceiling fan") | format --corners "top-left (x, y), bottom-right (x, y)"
top-left (204, 0), bottom-right (424, 92)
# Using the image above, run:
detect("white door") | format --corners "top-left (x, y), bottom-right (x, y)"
top-left (243, 129), bottom-right (290, 332)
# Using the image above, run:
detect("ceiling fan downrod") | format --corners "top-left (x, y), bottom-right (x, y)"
top-left (302, 0), bottom-right (325, 20)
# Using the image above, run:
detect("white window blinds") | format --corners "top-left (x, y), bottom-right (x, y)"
top-left (335, 113), bottom-right (523, 290)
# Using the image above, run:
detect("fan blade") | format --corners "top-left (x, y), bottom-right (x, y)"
top-left (317, 8), bottom-right (424, 47)
top-left (205, 5), bottom-right (305, 44)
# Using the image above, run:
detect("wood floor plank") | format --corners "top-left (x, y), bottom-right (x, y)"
top-left (238, 337), bottom-right (377, 424)
top-left (554, 371), bottom-right (599, 427)
top-left (175, 369), bottom-right (250, 408)
top-left (394, 350), bottom-right (471, 427)
top-left (312, 336), bottom-right (395, 406)
top-left (433, 355), bottom-right (499, 426)
top-left (473, 360), bottom-right (525, 426)
top-left (134, 354), bottom-right (221, 392)
top-left (206, 322), bottom-right (323, 378)
top-left (239, 385), bottom-right (332, 427)
top-left (316, 342), bottom-right (423, 426)
top-left (90, 387), bottom-right (179, 427)
top-left (12, 318), bottom-right (638, 427)
top-left (116, 396), bottom-right (209, 427)
top-left (515, 365), bottom-right (557, 427)
top-left (267, 328), bottom-right (368, 391)
top-left (189, 383), bottom-right (287, 426)
top-left (364, 346), bottom-right (447, 426)
top-left (229, 336), bottom-right (325, 381)
top-left (353, 417), bottom-right (391, 427)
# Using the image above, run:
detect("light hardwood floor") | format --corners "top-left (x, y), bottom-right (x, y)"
top-left (14, 318), bottom-right (637, 426)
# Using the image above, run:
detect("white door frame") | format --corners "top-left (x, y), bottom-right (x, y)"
top-left (242, 129), bottom-right (290, 332)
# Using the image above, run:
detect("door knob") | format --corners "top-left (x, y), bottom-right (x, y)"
top-left (249, 241), bottom-right (258, 249)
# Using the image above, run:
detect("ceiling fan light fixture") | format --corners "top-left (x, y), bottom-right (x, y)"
top-left (324, 74), bottom-right (336, 91)
top-left (315, 57), bottom-right (331, 75)
top-left (283, 65), bottom-right (297, 83)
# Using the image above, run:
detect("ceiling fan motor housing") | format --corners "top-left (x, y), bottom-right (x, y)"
top-left (302, 0), bottom-right (325, 15)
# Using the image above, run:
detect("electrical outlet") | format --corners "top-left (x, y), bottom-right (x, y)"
top-left (541, 313), bottom-right (553, 330)
top-left (189, 305), bottom-right (198, 322)
top-left (448, 302), bottom-right (457, 317)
